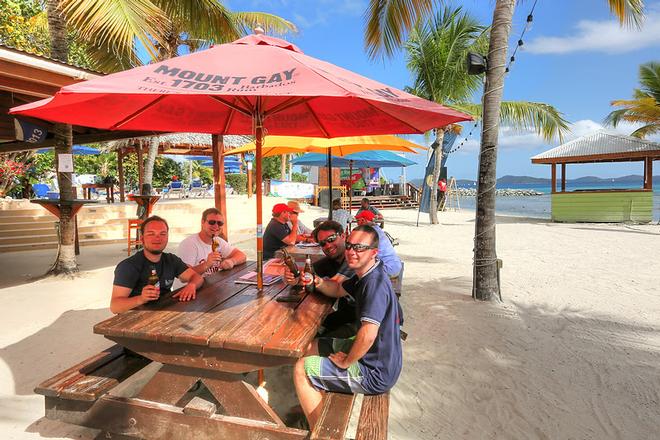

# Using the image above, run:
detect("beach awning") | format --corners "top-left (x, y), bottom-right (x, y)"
top-left (291, 150), bottom-right (416, 168)
top-left (531, 131), bottom-right (660, 164)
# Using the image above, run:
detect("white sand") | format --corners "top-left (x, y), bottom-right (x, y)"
top-left (1, 203), bottom-right (659, 439)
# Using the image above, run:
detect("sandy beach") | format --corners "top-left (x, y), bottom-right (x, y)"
top-left (1, 199), bottom-right (659, 439)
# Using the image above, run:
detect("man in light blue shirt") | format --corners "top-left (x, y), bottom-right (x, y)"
top-left (354, 210), bottom-right (401, 276)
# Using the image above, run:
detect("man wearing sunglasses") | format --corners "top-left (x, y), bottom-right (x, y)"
top-left (293, 225), bottom-right (403, 429)
top-left (177, 208), bottom-right (246, 276)
top-left (354, 210), bottom-right (402, 277)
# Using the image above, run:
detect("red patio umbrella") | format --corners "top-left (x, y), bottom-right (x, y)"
top-left (11, 31), bottom-right (472, 288)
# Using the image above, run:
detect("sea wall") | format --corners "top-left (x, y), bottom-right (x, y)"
top-left (456, 188), bottom-right (544, 197)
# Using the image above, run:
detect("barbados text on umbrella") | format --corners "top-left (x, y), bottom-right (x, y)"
top-left (11, 31), bottom-right (472, 288)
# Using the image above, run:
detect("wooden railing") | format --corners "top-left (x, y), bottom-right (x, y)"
top-left (406, 182), bottom-right (421, 203)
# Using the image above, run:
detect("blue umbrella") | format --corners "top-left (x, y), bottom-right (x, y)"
top-left (37, 145), bottom-right (101, 155)
top-left (291, 150), bottom-right (416, 168)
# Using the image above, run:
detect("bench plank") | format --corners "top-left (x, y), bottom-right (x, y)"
top-left (310, 392), bottom-right (356, 440)
top-left (355, 393), bottom-right (389, 440)
top-left (35, 345), bottom-right (150, 402)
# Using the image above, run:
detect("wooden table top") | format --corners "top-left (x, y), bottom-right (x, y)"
top-left (94, 262), bottom-right (333, 358)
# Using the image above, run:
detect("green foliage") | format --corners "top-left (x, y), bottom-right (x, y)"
top-left (152, 157), bottom-right (183, 188)
top-left (291, 172), bottom-right (307, 183)
top-left (226, 173), bottom-right (247, 194)
top-left (0, 0), bottom-right (50, 55)
top-left (261, 156), bottom-right (283, 180)
top-left (197, 167), bottom-right (214, 185)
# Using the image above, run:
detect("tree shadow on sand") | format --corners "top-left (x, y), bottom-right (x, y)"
top-left (392, 276), bottom-right (660, 439)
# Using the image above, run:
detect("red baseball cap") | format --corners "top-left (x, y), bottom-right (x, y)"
top-left (272, 203), bottom-right (294, 215)
top-left (355, 210), bottom-right (375, 221)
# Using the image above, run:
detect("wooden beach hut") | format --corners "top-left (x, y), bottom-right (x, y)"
top-left (531, 131), bottom-right (659, 223)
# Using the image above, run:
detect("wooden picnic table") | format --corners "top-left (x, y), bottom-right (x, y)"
top-left (82, 183), bottom-right (115, 203)
top-left (81, 261), bottom-right (334, 439)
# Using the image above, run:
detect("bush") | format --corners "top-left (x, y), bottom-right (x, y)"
top-left (225, 173), bottom-right (247, 194)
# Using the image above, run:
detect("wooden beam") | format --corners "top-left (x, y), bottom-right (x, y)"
top-left (212, 134), bottom-right (228, 241)
top-left (551, 164), bottom-right (557, 194)
top-left (0, 130), bottom-right (160, 153)
top-left (644, 157), bottom-right (653, 190)
top-left (532, 151), bottom-right (660, 165)
top-left (561, 163), bottom-right (566, 192)
top-left (0, 75), bottom-right (60, 97)
top-left (118, 150), bottom-right (125, 202)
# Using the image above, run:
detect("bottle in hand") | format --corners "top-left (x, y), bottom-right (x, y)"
top-left (148, 268), bottom-right (160, 289)
top-left (302, 254), bottom-right (315, 293)
top-left (281, 248), bottom-right (300, 278)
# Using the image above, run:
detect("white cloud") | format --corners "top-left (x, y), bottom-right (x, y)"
top-left (526, 8), bottom-right (660, 54)
top-left (452, 119), bottom-right (660, 155)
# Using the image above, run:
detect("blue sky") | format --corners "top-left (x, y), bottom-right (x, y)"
top-left (222, 0), bottom-right (660, 180)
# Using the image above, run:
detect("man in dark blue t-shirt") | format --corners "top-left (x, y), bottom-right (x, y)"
top-left (263, 203), bottom-right (298, 260)
top-left (293, 225), bottom-right (403, 429)
top-left (111, 216), bottom-right (204, 314)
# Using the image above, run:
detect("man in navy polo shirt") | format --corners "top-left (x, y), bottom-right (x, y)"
top-left (293, 225), bottom-right (403, 429)
top-left (263, 203), bottom-right (298, 260)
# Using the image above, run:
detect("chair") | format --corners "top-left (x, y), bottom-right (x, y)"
top-left (32, 183), bottom-right (50, 198)
top-left (127, 219), bottom-right (143, 255)
top-left (165, 180), bottom-right (185, 198)
top-left (189, 180), bottom-right (209, 198)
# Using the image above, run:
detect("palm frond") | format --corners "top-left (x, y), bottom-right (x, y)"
top-left (607, 0), bottom-right (645, 29)
top-left (232, 12), bottom-right (298, 37)
top-left (630, 123), bottom-right (660, 138)
top-left (364, 0), bottom-right (435, 60)
top-left (638, 61), bottom-right (660, 103)
top-left (60, 0), bottom-right (168, 60)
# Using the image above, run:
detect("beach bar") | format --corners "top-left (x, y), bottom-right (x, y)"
top-left (531, 131), bottom-right (659, 223)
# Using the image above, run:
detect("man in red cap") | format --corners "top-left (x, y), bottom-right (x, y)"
top-left (354, 210), bottom-right (401, 276)
top-left (263, 203), bottom-right (298, 260)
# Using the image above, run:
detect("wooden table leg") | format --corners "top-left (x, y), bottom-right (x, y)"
top-left (74, 214), bottom-right (80, 256)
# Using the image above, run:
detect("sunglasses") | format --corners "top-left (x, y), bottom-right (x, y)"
top-left (345, 241), bottom-right (377, 253)
top-left (206, 220), bottom-right (224, 226)
top-left (318, 233), bottom-right (339, 247)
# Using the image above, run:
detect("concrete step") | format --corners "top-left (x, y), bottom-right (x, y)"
top-left (0, 233), bottom-right (63, 245)
top-left (0, 227), bottom-right (57, 238)
top-left (0, 237), bottom-right (126, 253)
top-left (0, 208), bottom-right (45, 217)
top-left (0, 214), bottom-right (57, 224)
top-left (0, 221), bottom-right (56, 231)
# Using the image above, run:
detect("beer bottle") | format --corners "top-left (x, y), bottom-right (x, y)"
top-left (148, 268), bottom-right (160, 289)
top-left (211, 234), bottom-right (219, 253)
top-left (302, 255), bottom-right (315, 293)
top-left (281, 248), bottom-right (300, 278)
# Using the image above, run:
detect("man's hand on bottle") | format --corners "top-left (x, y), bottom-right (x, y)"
top-left (140, 284), bottom-right (160, 303)
top-left (283, 267), bottom-right (300, 286)
top-left (205, 251), bottom-right (223, 269)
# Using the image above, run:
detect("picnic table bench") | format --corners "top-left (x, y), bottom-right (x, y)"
top-left (35, 261), bottom-right (343, 439)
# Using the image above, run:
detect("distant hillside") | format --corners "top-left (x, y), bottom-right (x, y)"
top-left (408, 174), bottom-right (659, 188)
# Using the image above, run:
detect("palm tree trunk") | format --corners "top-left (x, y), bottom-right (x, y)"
top-left (47, 0), bottom-right (77, 274)
top-left (142, 136), bottom-right (159, 195)
top-left (429, 128), bottom-right (445, 224)
top-left (473, 0), bottom-right (516, 301)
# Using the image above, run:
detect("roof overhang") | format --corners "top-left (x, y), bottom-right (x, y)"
top-left (532, 150), bottom-right (660, 165)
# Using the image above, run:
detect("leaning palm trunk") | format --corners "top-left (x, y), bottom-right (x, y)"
top-left (473, 0), bottom-right (516, 300)
top-left (47, 0), bottom-right (77, 274)
top-left (142, 136), bottom-right (159, 194)
top-left (429, 128), bottom-right (445, 224)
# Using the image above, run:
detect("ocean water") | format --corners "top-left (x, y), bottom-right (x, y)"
top-left (456, 182), bottom-right (660, 221)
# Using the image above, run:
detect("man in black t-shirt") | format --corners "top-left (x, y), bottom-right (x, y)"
top-left (111, 216), bottom-right (204, 314)
top-left (263, 203), bottom-right (298, 260)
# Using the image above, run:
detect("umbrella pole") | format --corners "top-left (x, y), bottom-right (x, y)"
top-left (256, 105), bottom-right (264, 291)
top-left (349, 160), bottom-right (353, 222)
top-left (328, 149), bottom-right (333, 221)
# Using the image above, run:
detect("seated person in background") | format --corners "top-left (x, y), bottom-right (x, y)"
top-left (355, 210), bottom-right (402, 277)
top-left (287, 200), bottom-right (313, 241)
top-left (293, 225), bottom-right (403, 430)
top-left (356, 197), bottom-right (384, 222)
top-left (177, 208), bottom-right (246, 276)
top-left (111, 216), bottom-right (204, 314)
top-left (263, 203), bottom-right (298, 260)
top-left (284, 221), bottom-right (357, 337)
top-left (330, 198), bottom-right (352, 232)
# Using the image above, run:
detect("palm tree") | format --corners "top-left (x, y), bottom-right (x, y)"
top-left (605, 61), bottom-right (660, 138)
top-left (365, 0), bottom-right (646, 300)
top-left (405, 7), bottom-right (568, 224)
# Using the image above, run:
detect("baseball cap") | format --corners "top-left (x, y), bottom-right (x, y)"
top-left (287, 201), bottom-right (304, 213)
top-left (272, 203), bottom-right (294, 215)
top-left (355, 210), bottom-right (375, 221)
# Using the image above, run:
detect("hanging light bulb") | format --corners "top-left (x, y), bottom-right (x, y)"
top-left (525, 14), bottom-right (534, 32)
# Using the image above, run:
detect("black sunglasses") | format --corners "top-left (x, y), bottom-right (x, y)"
top-left (207, 220), bottom-right (224, 226)
top-left (318, 233), bottom-right (339, 247)
top-left (345, 241), bottom-right (377, 253)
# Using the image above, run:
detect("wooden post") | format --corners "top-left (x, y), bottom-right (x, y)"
top-left (247, 162), bottom-right (253, 199)
top-left (137, 143), bottom-right (144, 191)
top-left (212, 135), bottom-right (228, 241)
top-left (280, 154), bottom-right (286, 181)
top-left (551, 163), bottom-right (557, 194)
top-left (561, 163), bottom-right (566, 193)
top-left (118, 149), bottom-right (125, 202)
top-left (644, 157), bottom-right (653, 190)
